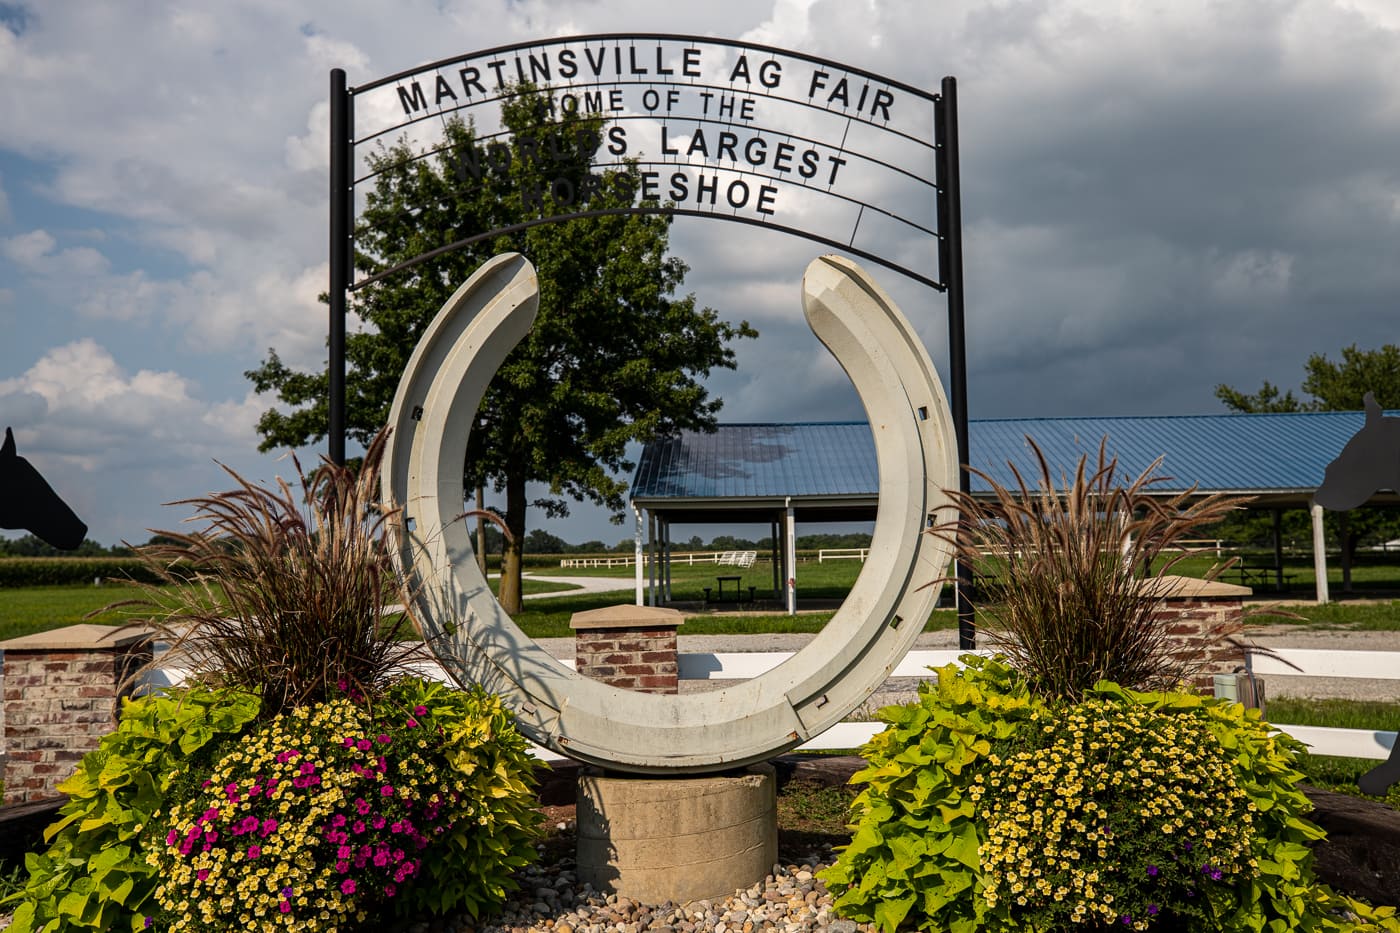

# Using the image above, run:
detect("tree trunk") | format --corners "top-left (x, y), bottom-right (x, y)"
top-left (499, 471), bottom-right (528, 614)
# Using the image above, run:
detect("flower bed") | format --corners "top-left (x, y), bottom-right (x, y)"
top-left (821, 656), bottom-right (1400, 933)
top-left (3, 679), bottom-right (541, 933)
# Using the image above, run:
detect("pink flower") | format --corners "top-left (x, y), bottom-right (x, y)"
top-left (331, 814), bottom-right (347, 828)
top-left (342, 736), bottom-right (355, 748)
top-left (405, 718), bottom-right (418, 728)
top-left (335, 859), bottom-right (350, 873)
top-left (261, 818), bottom-right (278, 836)
top-left (165, 829), bottom-right (178, 846)
top-left (376, 733), bottom-right (391, 745)
top-left (352, 820), bottom-right (366, 834)
top-left (412, 705), bottom-right (427, 717)
top-left (299, 761), bottom-right (315, 775)
top-left (196, 869), bottom-right (209, 881)
top-left (372, 815), bottom-right (386, 830)
top-left (380, 785), bottom-right (394, 797)
top-left (247, 845), bottom-right (261, 860)
top-left (340, 879), bottom-right (356, 895)
top-left (383, 883), bottom-right (397, 898)
top-left (279, 901), bottom-right (292, 914)
top-left (355, 798), bottom-right (371, 815)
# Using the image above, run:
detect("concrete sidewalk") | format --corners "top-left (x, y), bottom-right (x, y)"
top-left (532, 625), bottom-right (1400, 702)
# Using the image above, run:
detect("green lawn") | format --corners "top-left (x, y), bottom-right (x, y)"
top-left (6, 548), bottom-right (1400, 644)
top-left (1265, 697), bottom-right (1400, 806)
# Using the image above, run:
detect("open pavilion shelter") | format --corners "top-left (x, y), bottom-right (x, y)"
top-left (628, 411), bottom-right (1396, 610)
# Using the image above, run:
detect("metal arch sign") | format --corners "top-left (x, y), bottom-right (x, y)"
top-left (339, 34), bottom-right (952, 294)
top-left (383, 252), bottom-right (959, 772)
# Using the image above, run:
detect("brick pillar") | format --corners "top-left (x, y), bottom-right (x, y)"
top-left (570, 605), bottom-right (683, 695)
top-left (1, 624), bottom-right (153, 804)
top-left (1145, 576), bottom-right (1251, 694)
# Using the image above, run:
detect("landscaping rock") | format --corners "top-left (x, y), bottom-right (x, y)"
top-left (409, 846), bottom-right (874, 933)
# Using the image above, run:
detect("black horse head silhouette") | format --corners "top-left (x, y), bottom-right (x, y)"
top-left (1312, 395), bottom-right (1400, 794)
top-left (1315, 393), bottom-right (1400, 511)
top-left (0, 427), bottom-right (87, 551)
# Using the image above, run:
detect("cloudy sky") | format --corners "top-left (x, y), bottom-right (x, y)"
top-left (2, 0), bottom-right (1398, 549)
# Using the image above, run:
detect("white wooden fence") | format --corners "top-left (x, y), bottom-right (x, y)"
top-left (818, 548), bottom-right (869, 563)
top-left (559, 550), bottom-right (759, 569)
top-left (141, 646), bottom-right (1397, 763)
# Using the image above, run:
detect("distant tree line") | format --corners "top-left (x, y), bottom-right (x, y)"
top-left (0, 534), bottom-right (133, 557)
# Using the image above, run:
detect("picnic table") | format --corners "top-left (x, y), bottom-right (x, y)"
top-left (1231, 563), bottom-right (1297, 591)
top-left (715, 574), bottom-right (743, 601)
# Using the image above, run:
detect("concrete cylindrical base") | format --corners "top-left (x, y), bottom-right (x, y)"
top-left (576, 764), bottom-right (778, 904)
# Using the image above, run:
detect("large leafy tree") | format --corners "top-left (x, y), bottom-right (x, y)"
top-left (1215, 344), bottom-right (1400, 412)
top-left (247, 87), bottom-right (756, 611)
top-left (1214, 344), bottom-right (1400, 580)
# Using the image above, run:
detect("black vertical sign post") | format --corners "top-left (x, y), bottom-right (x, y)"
top-left (328, 68), bottom-right (351, 466)
top-left (935, 76), bottom-right (975, 650)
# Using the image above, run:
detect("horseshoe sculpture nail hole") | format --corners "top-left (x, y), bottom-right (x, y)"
top-left (383, 252), bottom-right (959, 773)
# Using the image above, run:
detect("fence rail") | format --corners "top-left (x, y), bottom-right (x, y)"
top-left (818, 548), bottom-right (869, 563)
top-left (559, 551), bottom-right (763, 568)
top-left (141, 646), bottom-right (1399, 763)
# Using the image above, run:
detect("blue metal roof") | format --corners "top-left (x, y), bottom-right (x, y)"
top-left (630, 411), bottom-right (1374, 502)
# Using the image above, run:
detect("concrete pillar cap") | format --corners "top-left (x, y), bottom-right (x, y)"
top-left (570, 605), bottom-right (684, 630)
top-left (0, 623), bottom-right (154, 651)
top-left (1140, 574), bottom-right (1251, 599)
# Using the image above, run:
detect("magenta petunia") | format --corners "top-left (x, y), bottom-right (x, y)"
top-left (380, 784), bottom-right (394, 797)
top-left (412, 705), bottom-right (427, 716)
top-left (247, 845), bottom-right (261, 859)
top-left (340, 878), bottom-right (356, 895)
top-left (279, 901), bottom-right (292, 914)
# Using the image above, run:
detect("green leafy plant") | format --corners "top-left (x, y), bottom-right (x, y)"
top-left (144, 679), bottom-right (540, 931)
top-left (109, 428), bottom-right (425, 717)
top-left (3, 688), bottom-right (260, 933)
top-left (933, 437), bottom-right (1250, 701)
top-left (821, 656), bottom-right (1400, 933)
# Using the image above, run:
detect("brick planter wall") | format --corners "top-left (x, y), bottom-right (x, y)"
top-left (570, 605), bottom-right (683, 694)
top-left (1, 624), bottom-right (153, 804)
top-left (1146, 576), bottom-right (1252, 694)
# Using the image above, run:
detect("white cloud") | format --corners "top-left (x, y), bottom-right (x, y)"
top-left (0, 340), bottom-right (281, 543)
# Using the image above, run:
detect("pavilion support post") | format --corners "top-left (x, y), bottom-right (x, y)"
top-left (784, 498), bottom-right (797, 615)
top-left (633, 504), bottom-right (644, 606)
top-left (771, 519), bottom-right (781, 598)
top-left (663, 519), bottom-right (672, 603)
top-left (648, 513), bottom-right (658, 607)
top-left (1311, 501), bottom-right (1330, 605)
top-left (1272, 508), bottom-right (1285, 590)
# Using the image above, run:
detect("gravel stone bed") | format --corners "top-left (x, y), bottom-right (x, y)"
top-left (393, 845), bottom-right (873, 933)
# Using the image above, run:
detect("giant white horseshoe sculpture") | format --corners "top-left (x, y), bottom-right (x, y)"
top-left (383, 252), bottom-right (959, 773)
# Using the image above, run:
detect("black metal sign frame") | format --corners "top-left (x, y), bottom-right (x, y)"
top-left (327, 33), bottom-right (974, 646)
